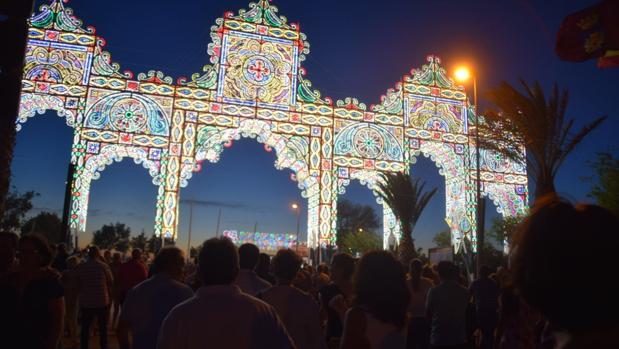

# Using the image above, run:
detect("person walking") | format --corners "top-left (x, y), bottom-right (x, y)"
top-left (62, 255), bottom-right (81, 349)
top-left (260, 249), bottom-right (327, 349)
top-left (339, 251), bottom-right (409, 349)
top-left (318, 253), bottom-right (355, 347)
top-left (109, 252), bottom-right (123, 327)
top-left (117, 246), bottom-right (193, 349)
top-left (235, 243), bottom-right (271, 295)
top-left (469, 265), bottom-right (500, 349)
top-left (52, 243), bottom-right (69, 272)
top-left (407, 259), bottom-right (434, 349)
top-left (118, 249), bottom-right (148, 305)
top-left (157, 237), bottom-right (294, 349)
top-left (426, 261), bottom-right (469, 349)
top-left (74, 246), bottom-right (114, 349)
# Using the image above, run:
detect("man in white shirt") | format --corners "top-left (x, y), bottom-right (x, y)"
top-left (157, 237), bottom-right (294, 349)
top-left (235, 243), bottom-right (271, 295)
top-left (260, 249), bottom-right (327, 349)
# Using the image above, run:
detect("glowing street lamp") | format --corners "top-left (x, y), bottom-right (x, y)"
top-left (454, 65), bottom-right (484, 278)
top-left (291, 203), bottom-right (300, 251)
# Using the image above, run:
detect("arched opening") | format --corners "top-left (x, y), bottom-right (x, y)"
top-left (408, 156), bottom-right (449, 258)
top-left (86, 159), bottom-right (158, 252)
top-left (10, 110), bottom-right (74, 242)
top-left (179, 138), bottom-right (307, 259)
top-left (336, 178), bottom-right (383, 257)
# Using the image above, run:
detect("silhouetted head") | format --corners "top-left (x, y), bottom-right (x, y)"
top-left (256, 253), bottom-right (271, 275)
top-left (88, 245), bottom-right (101, 260)
top-left (103, 250), bottom-right (111, 260)
top-left (330, 252), bottom-right (355, 282)
top-left (131, 248), bottom-right (142, 261)
top-left (317, 263), bottom-right (329, 276)
top-left (198, 237), bottom-right (239, 286)
top-left (56, 243), bottom-right (68, 255)
top-left (238, 243), bottom-right (260, 270)
top-left (513, 198), bottom-right (619, 332)
top-left (409, 258), bottom-right (424, 291)
top-left (19, 234), bottom-right (54, 269)
top-left (113, 252), bottom-right (121, 263)
top-left (353, 250), bottom-right (410, 328)
top-left (153, 246), bottom-right (185, 280)
top-left (437, 261), bottom-right (457, 282)
top-left (272, 249), bottom-right (301, 283)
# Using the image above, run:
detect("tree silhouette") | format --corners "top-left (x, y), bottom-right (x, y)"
top-left (376, 173), bottom-right (437, 264)
top-left (92, 223), bottom-right (131, 252)
top-left (336, 200), bottom-right (379, 248)
top-left (481, 80), bottom-right (606, 200)
top-left (21, 212), bottom-right (63, 243)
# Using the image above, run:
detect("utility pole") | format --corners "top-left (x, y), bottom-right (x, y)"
top-left (180, 198), bottom-right (213, 259)
top-left (215, 208), bottom-right (222, 237)
top-left (61, 163), bottom-right (75, 245)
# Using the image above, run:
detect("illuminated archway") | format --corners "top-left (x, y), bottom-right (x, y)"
top-left (17, 0), bottom-right (528, 250)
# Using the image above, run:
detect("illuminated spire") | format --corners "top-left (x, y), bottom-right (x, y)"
top-left (29, 0), bottom-right (93, 33)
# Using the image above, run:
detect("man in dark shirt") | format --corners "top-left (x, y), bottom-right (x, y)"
top-left (117, 247), bottom-right (193, 349)
top-left (318, 253), bottom-right (355, 345)
top-left (469, 265), bottom-right (500, 349)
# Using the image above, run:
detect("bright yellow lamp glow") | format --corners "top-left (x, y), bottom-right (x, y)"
top-left (291, 203), bottom-right (299, 210)
top-left (454, 66), bottom-right (471, 82)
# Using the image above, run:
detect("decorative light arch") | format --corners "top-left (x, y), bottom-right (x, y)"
top-left (17, 0), bottom-right (528, 250)
top-left (17, 93), bottom-right (79, 131)
top-left (71, 144), bottom-right (163, 236)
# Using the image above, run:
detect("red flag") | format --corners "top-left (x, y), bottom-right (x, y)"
top-left (556, 0), bottom-right (619, 68)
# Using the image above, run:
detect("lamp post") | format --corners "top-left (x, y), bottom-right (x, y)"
top-left (454, 66), bottom-right (484, 277)
top-left (291, 203), bottom-right (301, 252)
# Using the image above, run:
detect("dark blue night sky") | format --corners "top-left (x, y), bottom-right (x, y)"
top-left (11, 0), bottom-right (619, 251)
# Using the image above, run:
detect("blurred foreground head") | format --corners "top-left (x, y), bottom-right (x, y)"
top-left (513, 198), bottom-right (619, 332)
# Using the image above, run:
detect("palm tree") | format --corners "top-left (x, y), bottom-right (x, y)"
top-left (376, 172), bottom-right (437, 264)
top-left (481, 80), bottom-right (606, 200)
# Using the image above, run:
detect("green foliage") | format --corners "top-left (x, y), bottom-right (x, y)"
top-left (589, 152), bottom-right (619, 217)
top-left (488, 215), bottom-right (525, 249)
top-left (21, 212), bottom-right (63, 243)
top-left (91, 223), bottom-right (131, 251)
top-left (482, 80), bottom-right (606, 199)
top-left (376, 172), bottom-right (437, 264)
top-left (336, 200), bottom-right (379, 247)
top-left (432, 230), bottom-right (452, 248)
top-left (340, 229), bottom-right (381, 256)
top-left (0, 188), bottom-right (38, 232)
top-left (130, 230), bottom-right (148, 251)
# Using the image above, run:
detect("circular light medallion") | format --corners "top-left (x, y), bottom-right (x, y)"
top-left (110, 99), bottom-right (148, 133)
top-left (243, 55), bottom-right (275, 86)
top-left (353, 127), bottom-right (385, 159)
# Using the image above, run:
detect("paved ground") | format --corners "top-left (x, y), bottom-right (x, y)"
top-left (62, 328), bottom-right (120, 349)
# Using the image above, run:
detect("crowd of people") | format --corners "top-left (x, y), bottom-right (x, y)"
top-left (0, 197), bottom-right (618, 349)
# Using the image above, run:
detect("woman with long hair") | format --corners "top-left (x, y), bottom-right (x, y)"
top-left (406, 259), bottom-right (434, 349)
top-left (340, 250), bottom-right (410, 349)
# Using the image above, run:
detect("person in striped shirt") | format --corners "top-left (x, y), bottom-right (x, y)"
top-left (74, 245), bottom-right (114, 349)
